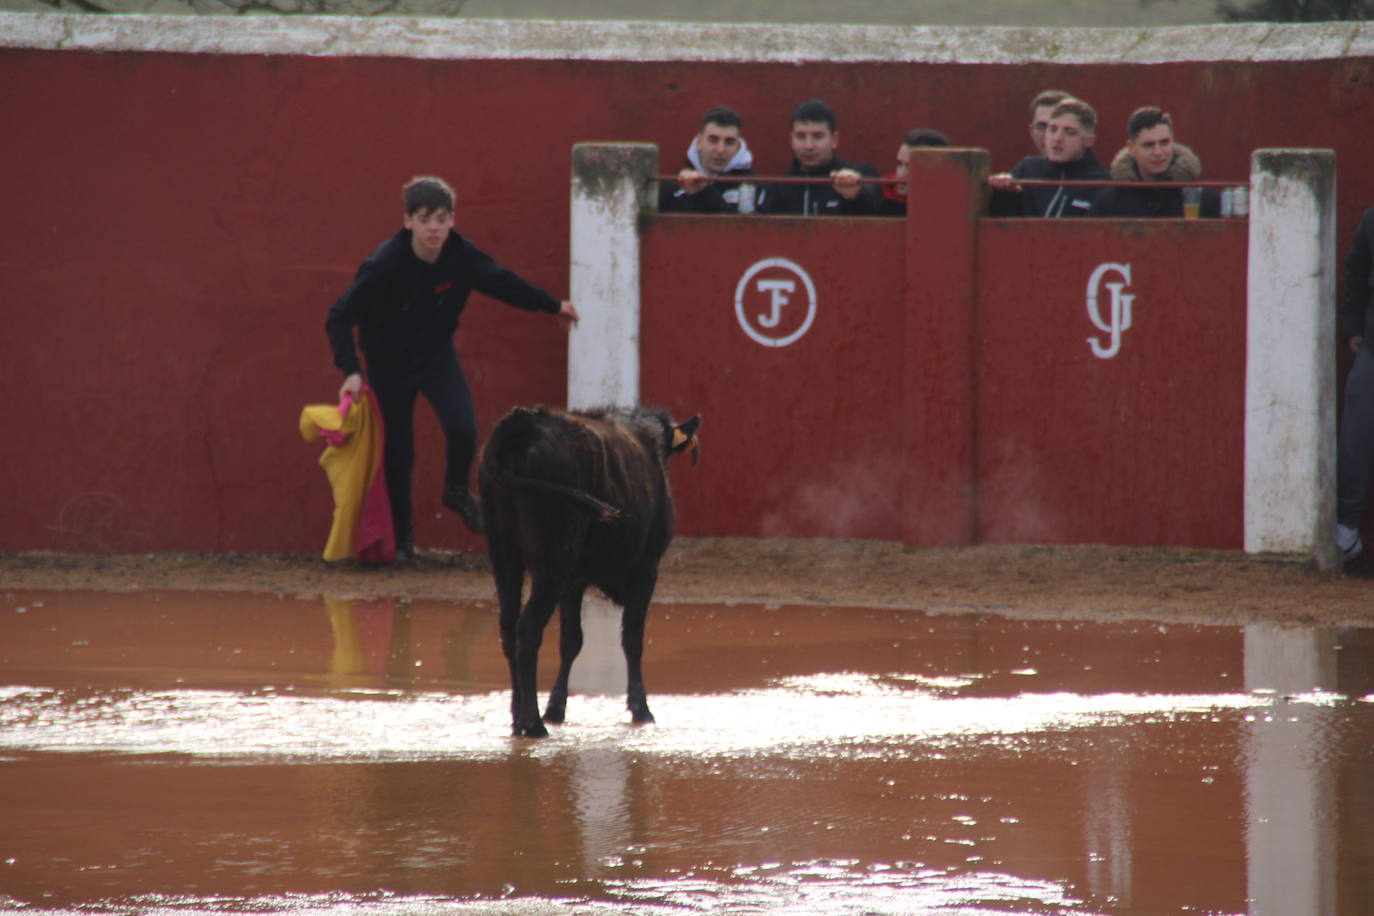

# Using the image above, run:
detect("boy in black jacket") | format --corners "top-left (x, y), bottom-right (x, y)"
top-left (325, 176), bottom-right (579, 556)
top-left (758, 98), bottom-right (881, 216)
top-left (989, 98), bottom-right (1109, 217)
top-left (659, 105), bottom-right (757, 213)
top-left (880, 127), bottom-right (951, 217)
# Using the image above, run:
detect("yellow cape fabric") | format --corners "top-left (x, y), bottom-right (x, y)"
top-left (299, 394), bottom-right (385, 561)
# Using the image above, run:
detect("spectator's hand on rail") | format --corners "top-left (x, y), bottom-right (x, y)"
top-left (831, 168), bottom-right (863, 200)
top-left (339, 373), bottom-right (363, 402)
top-left (557, 301), bottom-right (580, 332)
top-left (988, 172), bottom-right (1020, 192)
top-left (676, 169), bottom-right (709, 195)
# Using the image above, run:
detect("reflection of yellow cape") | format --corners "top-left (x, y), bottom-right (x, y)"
top-left (299, 390), bottom-right (392, 562)
top-left (324, 596), bottom-right (368, 676)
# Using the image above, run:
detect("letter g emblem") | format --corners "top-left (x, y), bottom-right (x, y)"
top-left (1086, 262), bottom-right (1134, 360)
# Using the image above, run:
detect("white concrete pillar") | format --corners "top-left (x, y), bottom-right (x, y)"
top-left (568, 142), bottom-right (657, 410)
top-left (1245, 149), bottom-right (1338, 565)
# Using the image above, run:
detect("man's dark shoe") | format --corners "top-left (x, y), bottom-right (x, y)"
top-left (393, 523), bottom-right (415, 563)
top-left (442, 484), bottom-right (486, 535)
top-left (1344, 549), bottom-right (1374, 578)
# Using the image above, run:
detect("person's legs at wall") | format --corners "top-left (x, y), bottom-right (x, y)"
top-left (423, 350), bottom-right (485, 535)
top-left (1337, 343), bottom-right (1374, 567)
top-left (371, 374), bottom-right (421, 558)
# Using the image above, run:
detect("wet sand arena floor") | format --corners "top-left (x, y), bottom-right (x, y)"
top-left (3, 590), bottom-right (1374, 915)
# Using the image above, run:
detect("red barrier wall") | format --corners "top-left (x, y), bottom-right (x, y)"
top-left (642, 153), bottom-right (1248, 548)
top-left (0, 31), bottom-right (1353, 552)
top-left (973, 220), bottom-right (1246, 547)
top-left (641, 218), bottom-right (906, 540)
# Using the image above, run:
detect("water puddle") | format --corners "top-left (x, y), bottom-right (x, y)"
top-left (3, 589), bottom-right (1374, 914)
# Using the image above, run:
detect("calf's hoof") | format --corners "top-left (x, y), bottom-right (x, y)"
top-left (542, 693), bottom-right (568, 724)
top-left (514, 719), bottom-right (550, 738)
top-left (630, 708), bottom-right (656, 725)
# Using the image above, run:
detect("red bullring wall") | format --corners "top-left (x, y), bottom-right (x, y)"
top-left (0, 14), bottom-right (1361, 554)
top-left (641, 218), bottom-right (909, 542)
top-left (643, 165), bottom-right (1248, 548)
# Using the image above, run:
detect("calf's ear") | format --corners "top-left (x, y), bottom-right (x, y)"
top-left (669, 415), bottom-right (702, 465)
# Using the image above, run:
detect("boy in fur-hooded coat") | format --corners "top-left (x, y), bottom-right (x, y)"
top-left (1092, 120), bottom-right (1220, 218)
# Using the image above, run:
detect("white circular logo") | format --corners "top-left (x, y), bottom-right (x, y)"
top-left (734, 257), bottom-right (817, 348)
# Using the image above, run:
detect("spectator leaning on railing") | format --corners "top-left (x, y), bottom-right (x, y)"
top-left (1026, 88), bottom-right (1071, 157)
top-left (988, 97), bottom-right (1109, 218)
top-left (1092, 106), bottom-right (1220, 218)
top-left (880, 127), bottom-right (951, 217)
top-left (658, 105), bottom-right (757, 214)
top-left (757, 98), bottom-right (881, 216)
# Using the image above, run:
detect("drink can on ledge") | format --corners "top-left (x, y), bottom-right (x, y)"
top-left (737, 182), bottom-right (756, 213)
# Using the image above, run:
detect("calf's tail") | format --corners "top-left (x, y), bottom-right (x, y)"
top-left (502, 473), bottom-right (621, 522)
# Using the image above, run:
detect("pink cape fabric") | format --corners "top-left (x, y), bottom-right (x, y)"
top-left (352, 391), bottom-right (394, 564)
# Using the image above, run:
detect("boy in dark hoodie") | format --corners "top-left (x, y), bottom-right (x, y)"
top-left (1092, 106), bottom-right (1221, 218)
top-left (989, 98), bottom-right (1109, 217)
top-left (325, 176), bottom-right (579, 557)
top-left (758, 98), bottom-right (881, 216)
top-left (659, 105), bottom-right (756, 213)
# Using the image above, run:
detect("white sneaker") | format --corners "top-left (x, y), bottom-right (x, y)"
top-left (1337, 524), bottom-right (1364, 563)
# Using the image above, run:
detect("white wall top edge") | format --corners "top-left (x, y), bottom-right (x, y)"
top-left (3, 11), bottom-right (1374, 65)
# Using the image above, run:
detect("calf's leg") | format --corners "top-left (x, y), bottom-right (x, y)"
top-left (511, 574), bottom-right (565, 738)
top-left (619, 567), bottom-right (659, 724)
top-left (543, 585), bottom-right (585, 725)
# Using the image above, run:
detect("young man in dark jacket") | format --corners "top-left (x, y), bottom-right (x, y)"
top-left (989, 98), bottom-right (1109, 217)
top-left (325, 176), bottom-right (579, 557)
top-left (758, 98), bottom-right (881, 216)
top-left (1092, 106), bottom-right (1221, 218)
top-left (659, 105), bottom-right (757, 213)
top-left (1337, 206), bottom-right (1374, 569)
top-left (1027, 89), bottom-right (1071, 156)
top-left (880, 127), bottom-right (950, 217)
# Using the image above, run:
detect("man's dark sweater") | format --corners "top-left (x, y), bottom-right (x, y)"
top-left (996, 149), bottom-right (1110, 218)
top-left (758, 155), bottom-right (882, 215)
top-left (326, 228), bottom-right (560, 376)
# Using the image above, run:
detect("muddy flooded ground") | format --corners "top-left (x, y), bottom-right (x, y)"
top-left (3, 541), bottom-right (1374, 914)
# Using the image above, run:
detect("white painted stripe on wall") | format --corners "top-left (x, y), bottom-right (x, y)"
top-left (1244, 149), bottom-right (1337, 564)
top-left (4, 11), bottom-right (1374, 65)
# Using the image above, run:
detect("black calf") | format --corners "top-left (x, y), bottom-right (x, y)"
top-left (477, 404), bottom-right (700, 737)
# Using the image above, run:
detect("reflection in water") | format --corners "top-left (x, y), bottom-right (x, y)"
top-left (573, 748), bottom-right (634, 878)
top-left (1243, 625), bottom-right (1342, 916)
top-left (1082, 737), bottom-right (1132, 908)
top-left (3, 591), bottom-right (1374, 914)
top-left (325, 597), bottom-right (422, 683)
